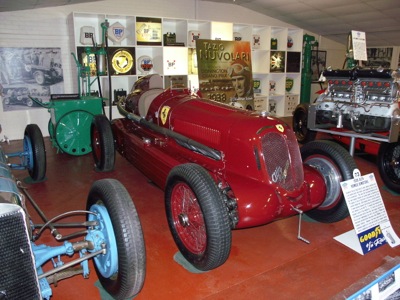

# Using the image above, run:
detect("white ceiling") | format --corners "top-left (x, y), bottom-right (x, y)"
top-left (1, 0), bottom-right (399, 47)
top-left (202, 0), bottom-right (400, 47)
top-left (0, 0), bottom-right (102, 12)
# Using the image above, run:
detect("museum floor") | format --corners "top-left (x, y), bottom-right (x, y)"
top-left (4, 123), bottom-right (400, 300)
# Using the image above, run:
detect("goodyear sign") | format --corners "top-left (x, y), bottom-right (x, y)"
top-left (357, 226), bottom-right (386, 254)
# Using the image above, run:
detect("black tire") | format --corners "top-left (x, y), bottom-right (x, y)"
top-left (165, 163), bottom-right (232, 271)
top-left (378, 141), bottom-right (400, 193)
top-left (301, 140), bottom-right (357, 223)
top-left (87, 179), bottom-right (146, 299)
top-left (91, 115), bottom-right (115, 172)
top-left (292, 103), bottom-right (317, 144)
top-left (24, 124), bottom-right (46, 181)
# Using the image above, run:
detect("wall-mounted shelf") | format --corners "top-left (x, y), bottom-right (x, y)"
top-left (69, 12), bottom-right (303, 117)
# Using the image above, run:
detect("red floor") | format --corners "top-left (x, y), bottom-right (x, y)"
top-left (4, 130), bottom-right (400, 300)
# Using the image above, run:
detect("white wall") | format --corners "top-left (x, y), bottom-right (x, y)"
top-left (0, 0), bottom-right (345, 140)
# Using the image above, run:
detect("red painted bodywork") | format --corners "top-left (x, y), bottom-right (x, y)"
top-left (113, 80), bottom-right (327, 229)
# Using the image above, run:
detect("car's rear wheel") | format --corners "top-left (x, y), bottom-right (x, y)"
top-left (86, 179), bottom-right (146, 299)
top-left (91, 114), bottom-right (115, 172)
top-left (378, 141), bottom-right (400, 194)
top-left (165, 163), bottom-right (231, 271)
top-left (23, 124), bottom-right (46, 181)
top-left (292, 103), bottom-right (317, 144)
top-left (301, 140), bottom-right (357, 223)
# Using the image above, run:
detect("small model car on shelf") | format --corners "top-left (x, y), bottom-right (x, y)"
top-left (91, 74), bottom-right (357, 271)
top-left (293, 67), bottom-right (400, 193)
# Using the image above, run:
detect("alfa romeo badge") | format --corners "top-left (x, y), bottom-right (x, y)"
top-left (111, 49), bottom-right (134, 74)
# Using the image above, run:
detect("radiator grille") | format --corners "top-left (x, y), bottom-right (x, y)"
top-left (261, 129), bottom-right (303, 191)
top-left (0, 204), bottom-right (41, 300)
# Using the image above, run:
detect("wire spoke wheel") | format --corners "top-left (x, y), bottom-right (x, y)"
top-left (171, 182), bottom-right (206, 254)
top-left (165, 163), bottom-right (232, 271)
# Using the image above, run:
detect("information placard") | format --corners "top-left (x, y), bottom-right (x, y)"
top-left (351, 30), bottom-right (368, 61)
top-left (335, 172), bottom-right (399, 254)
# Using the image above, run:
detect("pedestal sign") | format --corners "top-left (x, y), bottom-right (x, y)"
top-left (335, 170), bottom-right (400, 255)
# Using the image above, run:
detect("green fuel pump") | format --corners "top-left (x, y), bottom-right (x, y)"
top-left (29, 21), bottom-right (111, 156)
top-left (300, 34), bottom-right (318, 104)
top-left (72, 20), bottom-right (109, 97)
top-left (345, 32), bottom-right (356, 69)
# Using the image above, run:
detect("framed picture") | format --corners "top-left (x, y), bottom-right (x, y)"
top-left (286, 51), bottom-right (301, 73)
top-left (136, 17), bottom-right (162, 46)
top-left (0, 47), bottom-right (64, 111)
top-left (311, 50), bottom-right (327, 81)
top-left (108, 47), bottom-right (136, 75)
top-left (362, 47), bottom-right (393, 69)
top-left (270, 51), bottom-right (285, 73)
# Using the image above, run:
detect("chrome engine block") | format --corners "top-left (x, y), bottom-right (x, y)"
top-left (310, 68), bottom-right (400, 133)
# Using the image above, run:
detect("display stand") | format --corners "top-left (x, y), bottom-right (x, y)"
top-left (334, 171), bottom-right (400, 254)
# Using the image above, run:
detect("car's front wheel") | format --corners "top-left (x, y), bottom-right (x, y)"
top-left (86, 179), bottom-right (146, 299)
top-left (23, 124), bottom-right (46, 181)
top-left (378, 141), bottom-right (400, 194)
top-left (301, 140), bottom-right (357, 223)
top-left (165, 163), bottom-right (232, 271)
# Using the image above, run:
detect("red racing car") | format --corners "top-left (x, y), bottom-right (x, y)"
top-left (91, 74), bottom-right (357, 271)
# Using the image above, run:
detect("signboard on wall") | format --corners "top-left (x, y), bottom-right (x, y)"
top-left (195, 39), bottom-right (254, 110)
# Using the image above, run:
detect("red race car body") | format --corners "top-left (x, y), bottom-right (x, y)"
top-left (92, 74), bottom-right (356, 271)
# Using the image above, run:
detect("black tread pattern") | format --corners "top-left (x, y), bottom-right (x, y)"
top-left (165, 163), bottom-right (232, 271)
top-left (87, 179), bottom-right (146, 299)
top-left (292, 103), bottom-right (317, 144)
top-left (24, 124), bottom-right (46, 181)
top-left (91, 115), bottom-right (115, 172)
top-left (378, 142), bottom-right (400, 193)
top-left (301, 140), bottom-right (357, 223)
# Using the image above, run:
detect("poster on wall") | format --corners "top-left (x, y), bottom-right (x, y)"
top-left (195, 39), bottom-right (254, 110)
top-left (0, 47), bottom-right (64, 112)
top-left (362, 47), bottom-right (392, 68)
